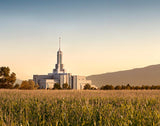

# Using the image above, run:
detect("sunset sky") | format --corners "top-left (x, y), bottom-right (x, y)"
top-left (1, 0), bottom-right (160, 80)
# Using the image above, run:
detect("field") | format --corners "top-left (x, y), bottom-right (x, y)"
top-left (0, 90), bottom-right (160, 126)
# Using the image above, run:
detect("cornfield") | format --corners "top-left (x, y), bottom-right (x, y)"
top-left (0, 90), bottom-right (160, 126)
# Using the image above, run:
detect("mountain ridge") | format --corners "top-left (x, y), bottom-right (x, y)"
top-left (87, 64), bottom-right (160, 87)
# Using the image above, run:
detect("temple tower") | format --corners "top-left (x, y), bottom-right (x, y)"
top-left (53, 37), bottom-right (65, 73)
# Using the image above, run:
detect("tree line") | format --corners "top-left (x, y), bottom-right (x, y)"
top-left (1, 66), bottom-right (160, 90)
top-left (100, 84), bottom-right (160, 90)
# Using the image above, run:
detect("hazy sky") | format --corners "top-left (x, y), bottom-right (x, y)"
top-left (1, 0), bottom-right (160, 80)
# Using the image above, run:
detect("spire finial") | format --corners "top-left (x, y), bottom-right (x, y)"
top-left (59, 37), bottom-right (61, 51)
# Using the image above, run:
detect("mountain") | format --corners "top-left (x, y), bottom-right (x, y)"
top-left (87, 64), bottom-right (160, 88)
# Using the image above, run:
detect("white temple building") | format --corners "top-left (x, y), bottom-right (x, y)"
top-left (33, 38), bottom-right (96, 89)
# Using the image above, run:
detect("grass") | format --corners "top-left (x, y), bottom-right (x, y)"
top-left (0, 90), bottom-right (160, 125)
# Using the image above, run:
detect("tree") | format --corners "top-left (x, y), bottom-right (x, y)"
top-left (134, 86), bottom-right (140, 90)
top-left (84, 84), bottom-right (91, 90)
top-left (28, 80), bottom-right (35, 89)
top-left (53, 83), bottom-right (61, 89)
top-left (0, 67), bottom-right (16, 89)
top-left (115, 85), bottom-right (122, 90)
top-left (91, 87), bottom-right (97, 90)
top-left (141, 85), bottom-right (145, 90)
top-left (62, 83), bottom-right (70, 89)
top-left (19, 81), bottom-right (28, 89)
top-left (13, 83), bottom-right (20, 89)
top-left (100, 85), bottom-right (114, 90)
top-left (19, 80), bottom-right (35, 90)
top-left (126, 84), bottom-right (131, 90)
top-left (34, 84), bottom-right (39, 89)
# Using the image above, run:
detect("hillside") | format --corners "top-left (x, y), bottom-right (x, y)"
top-left (87, 64), bottom-right (160, 87)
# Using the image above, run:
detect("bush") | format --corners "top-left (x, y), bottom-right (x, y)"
top-left (62, 83), bottom-right (70, 89)
top-left (100, 84), bottom-right (160, 90)
top-left (19, 80), bottom-right (35, 90)
top-left (84, 84), bottom-right (91, 90)
top-left (100, 85), bottom-right (114, 90)
top-left (53, 83), bottom-right (61, 89)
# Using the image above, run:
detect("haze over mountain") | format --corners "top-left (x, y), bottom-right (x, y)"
top-left (15, 79), bottom-right (22, 85)
top-left (87, 64), bottom-right (160, 88)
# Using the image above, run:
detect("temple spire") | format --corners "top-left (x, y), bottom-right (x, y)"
top-left (59, 37), bottom-right (61, 51)
top-left (53, 37), bottom-right (65, 73)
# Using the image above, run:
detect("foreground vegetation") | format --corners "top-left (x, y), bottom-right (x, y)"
top-left (0, 90), bottom-right (160, 125)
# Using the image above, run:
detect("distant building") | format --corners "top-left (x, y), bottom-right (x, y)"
top-left (33, 38), bottom-right (96, 89)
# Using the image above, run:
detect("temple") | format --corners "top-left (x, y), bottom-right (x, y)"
top-left (33, 38), bottom-right (97, 89)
